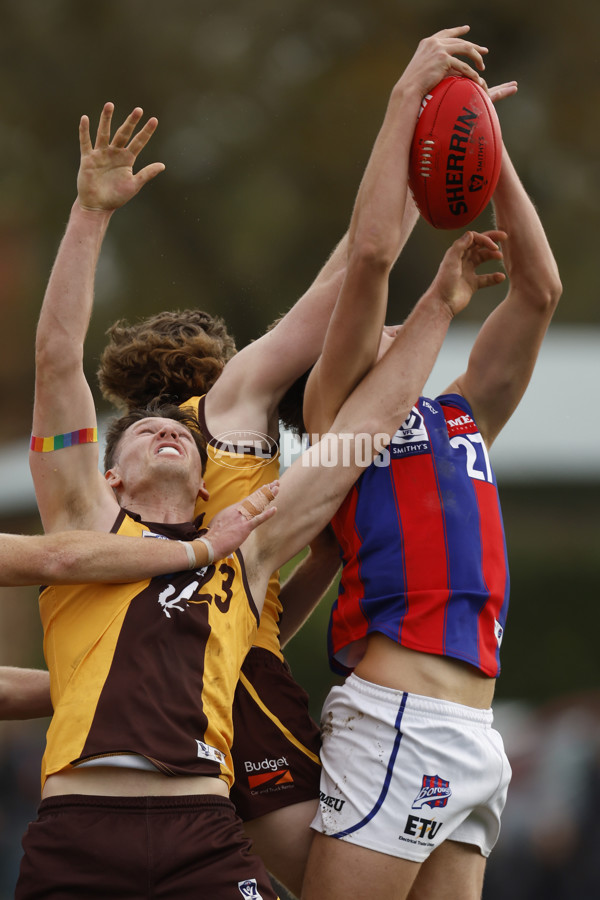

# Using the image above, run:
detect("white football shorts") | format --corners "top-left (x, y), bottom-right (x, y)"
top-left (311, 673), bottom-right (511, 862)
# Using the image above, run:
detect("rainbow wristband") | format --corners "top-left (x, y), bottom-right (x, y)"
top-left (30, 428), bottom-right (98, 452)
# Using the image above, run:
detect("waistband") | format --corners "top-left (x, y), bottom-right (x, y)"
top-left (345, 673), bottom-right (494, 726)
top-left (38, 793), bottom-right (235, 815)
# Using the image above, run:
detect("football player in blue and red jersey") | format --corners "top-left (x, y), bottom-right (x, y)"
top-left (301, 55), bottom-right (561, 900)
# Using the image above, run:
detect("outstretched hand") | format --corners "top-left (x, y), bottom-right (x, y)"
top-left (488, 81), bottom-right (518, 104)
top-left (197, 481), bottom-right (279, 563)
top-left (77, 102), bottom-right (165, 212)
top-left (399, 25), bottom-right (488, 99)
top-left (433, 230), bottom-right (507, 318)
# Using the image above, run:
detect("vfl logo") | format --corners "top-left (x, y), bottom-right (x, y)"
top-left (390, 408), bottom-right (427, 444)
top-left (381, 408), bottom-right (429, 462)
top-left (412, 774), bottom-right (452, 810)
top-left (468, 173), bottom-right (486, 192)
top-left (238, 879), bottom-right (264, 900)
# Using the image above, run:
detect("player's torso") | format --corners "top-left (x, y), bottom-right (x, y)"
top-left (40, 509), bottom-right (259, 789)
top-left (330, 394), bottom-right (510, 679)
top-left (184, 395), bottom-right (283, 658)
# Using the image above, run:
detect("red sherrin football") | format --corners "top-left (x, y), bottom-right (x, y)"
top-left (408, 76), bottom-right (502, 229)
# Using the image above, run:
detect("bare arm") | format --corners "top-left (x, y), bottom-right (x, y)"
top-left (244, 230), bottom-right (506, 591)
top-left (30, 104), bottom-right (165, 534)
top-left (207, 28), bottom-right (490, 441)
top-left (278, 526), bottom-right (341, 647)
top-left (0, 667), bottom-right (52, 720)
top-left (303, 26), bottom-right (490, 437)
top-left (0, 482), bottom-right (278, 588)
top-left (447, 142), bottom-right (562, 447)
top-left (205, 232), bottom-right (349, 439)
top-left (0, 529), bottom-right (191, 586)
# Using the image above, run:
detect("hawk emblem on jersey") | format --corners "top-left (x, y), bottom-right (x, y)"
top-left (158, 580), bottom-right (200, 618)
top-left (412, 774), bottom-right (452, 810)
top-left (238, 879), bottom-right (264, 899)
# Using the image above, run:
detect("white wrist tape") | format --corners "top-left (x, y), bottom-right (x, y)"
top-left (179, 540), bottom-right (197, 570)
top-left (196, 535), bottom-right (215, 565)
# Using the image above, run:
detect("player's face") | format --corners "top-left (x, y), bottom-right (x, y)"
top-left (376, 325), bottom-right (401, 362)
top-left (110, 417), bottom-right (204, 490)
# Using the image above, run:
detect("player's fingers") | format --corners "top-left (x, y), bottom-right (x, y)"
top-left (488, 81), bottom-right (518, 104)
top-left (126, 116), bottom-right (161, 158)
top-left (79, 115), bottom-right (92, 154)
top-left (133, 163), bottom-right (166, 190)
top-left (433, 25), bottom-right (471, 39)
top-left (248, 506), bottom-right (278, 529)
top-left (480, 230), bottom-right (508, 244)
top-left (455, 231), bottom-right (475, 251)
top-left (470, 232), bottom-right (504, 253)
top-left (112, 107), bottom-right (144, 149)
top-left (447, 57), bottom-right (487, 85)
top-left (95, 102), bottom-right (115, 149)
top-left (477, 272), bottom-right (506, 290)
top-left (238, 482), bottom-right (279, 521)
top-left (444, 37), bottom-right (488, 69)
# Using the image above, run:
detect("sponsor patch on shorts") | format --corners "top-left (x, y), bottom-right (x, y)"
top-left (412, 774), bottom-right (452, 810)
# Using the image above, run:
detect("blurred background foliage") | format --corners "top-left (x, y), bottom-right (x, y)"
top-left (0, 0), bottom-right (599, 896)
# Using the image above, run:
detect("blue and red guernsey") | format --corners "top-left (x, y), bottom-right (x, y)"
top-left (329, 394), bottom-right (509, 678)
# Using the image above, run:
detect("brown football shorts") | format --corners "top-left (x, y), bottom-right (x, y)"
top-left (16, 793), bottom-right (279, 899)
top-left (230, 647), bottom-right (322, 821)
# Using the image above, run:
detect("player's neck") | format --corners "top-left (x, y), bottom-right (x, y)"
top-left (117, 485), bottom-right (197, 525)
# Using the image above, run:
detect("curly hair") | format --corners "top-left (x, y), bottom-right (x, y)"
top-left (98, 309), bottom-right (237, 412)
top-left (103, 400), bottom-right (207, 474)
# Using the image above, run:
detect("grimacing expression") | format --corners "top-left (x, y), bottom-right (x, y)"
top-left (107, 417), bottom-right (204, 491)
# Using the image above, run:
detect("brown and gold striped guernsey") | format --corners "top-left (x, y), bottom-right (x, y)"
top-left (184, 395), bottom-right (283, 659)
top-left (39, 508), bottom-right (259, 790)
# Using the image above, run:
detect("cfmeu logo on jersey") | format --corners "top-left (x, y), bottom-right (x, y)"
top-left (412, 774), bottom-right (452, 810)
top-left (238, 879), bottom-right (264, 900)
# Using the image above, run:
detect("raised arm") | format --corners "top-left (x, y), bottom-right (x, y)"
top-left (447, 142), bottom-right (562, 447)
top-left (29, 104), bottom-right (165, 534)
top-left (244, 229), bottom-right (506, 590)
top-left (208, 27), bottom-right (489, 441)
top-left (302, 26), bottom-right (490, 438)
top-left (205, 231), bottom-right (349, 439)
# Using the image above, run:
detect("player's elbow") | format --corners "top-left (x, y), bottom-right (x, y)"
top-left (518, 261), bottom-right (562, 315)
top-left (348, 230), bottom-right (399, 275)
top-left (35, 325), bottom-right (83, 379)
top-left (38, 543), bottom-right (84, 585)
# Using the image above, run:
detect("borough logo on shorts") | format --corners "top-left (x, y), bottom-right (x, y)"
top-left (412, 774), bottom-right (452, 810)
